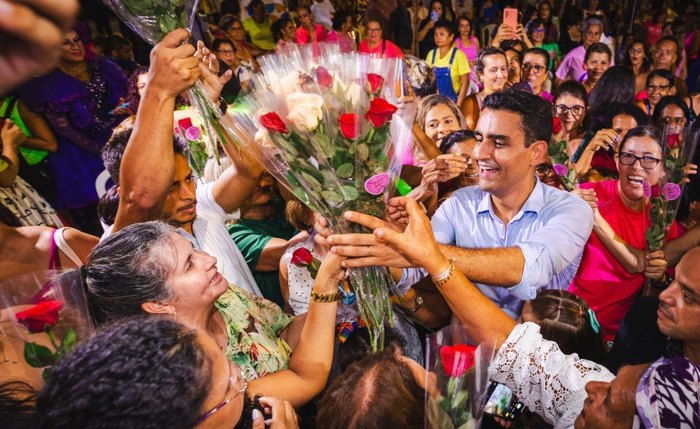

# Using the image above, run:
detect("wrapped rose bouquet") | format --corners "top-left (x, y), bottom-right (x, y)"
top-left (228, 43), bottom-right (415, 350)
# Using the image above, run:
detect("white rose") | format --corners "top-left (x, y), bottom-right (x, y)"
top-left (345, 82), bottom-right (362, 108)
top-left (254, 127), bottom-right (275, 149)
top-left (286, 92), bottom-right (324, 133)
top-left (270, 72), bottom-right (301, 98)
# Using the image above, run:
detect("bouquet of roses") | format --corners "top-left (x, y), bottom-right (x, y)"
top-left (227, 43), bottom-right (415, 350)
top-left (103, 0), bottom-right (231, 171)
top-left (0, 271), bottom-right (93, 383)
top-left (645, 125), bottom-right (699, 251)
top-left (425, 323), bottom-right (494, 429)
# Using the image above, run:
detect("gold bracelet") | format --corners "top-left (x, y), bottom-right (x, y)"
top-left (431, 259), bottom-right (455, 288)
top-left (310, 291), bottom-right (341, 303)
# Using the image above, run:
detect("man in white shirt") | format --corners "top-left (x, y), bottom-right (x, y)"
top-left (107, 30), bottom-right (263, 295)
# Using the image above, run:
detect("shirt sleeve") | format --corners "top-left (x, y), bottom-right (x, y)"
top-left (489, 322), bottom-right (615, 428)
top-left (454, 49), bottom-right (471, 75)
top-left (510, 192), bottom-right (593, 299)
top-left (555, 51), bottom-right (572, 80)
top-left (228, 223), bottom-right (273, 271)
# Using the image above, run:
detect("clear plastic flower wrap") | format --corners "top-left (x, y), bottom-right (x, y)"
top-left (424, 323), bottom-right (495, 429)
top-left (103, 0), bottom-right (232, 175)
top-left (228, 43), bottom-right (416, 350)
top-left (645, 124), bottom-right (699, 252)
top-left (0, 271), bottom-right (93, 385)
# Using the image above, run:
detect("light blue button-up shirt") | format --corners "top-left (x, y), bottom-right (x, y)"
top-left (401, 179), bottom-right (593, 318)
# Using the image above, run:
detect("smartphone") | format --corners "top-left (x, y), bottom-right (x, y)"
top-left (503, 7), bottom-right (518, 30)
top-left (430, 10), bottom-right (439, 21)
top-left (483, 381), bottom-right (526, 421)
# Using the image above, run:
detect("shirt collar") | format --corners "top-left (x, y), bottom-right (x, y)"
top-left (476, 178), bottom-right (545, 218)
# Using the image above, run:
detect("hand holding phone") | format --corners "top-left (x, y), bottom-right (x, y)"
top-left (430, 10), bottom-right (439, 22)
top-left (503, 8), bottom-right (518, 37)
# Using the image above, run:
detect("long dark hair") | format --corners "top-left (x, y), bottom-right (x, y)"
top-left (530, 290), bottom-right (607, 363)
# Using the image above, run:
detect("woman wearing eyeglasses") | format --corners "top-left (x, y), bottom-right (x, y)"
top-left (569, 126), bottom-right (688, 344)
top-left (527, 19), bottom-right (560, 70)
top-left (651, 95), bottom-right (691, 138)
top-left (552, 81), bottom-right (588, 157)
top-left (623, 39), bottom-right (651, 94)
top-left (521, 47), bottom-right (553, 102)
top-left (636, 69), bottom-right (675, 117)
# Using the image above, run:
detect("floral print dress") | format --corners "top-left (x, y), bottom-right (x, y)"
top-left (216, 285), bottom-right (293, 381)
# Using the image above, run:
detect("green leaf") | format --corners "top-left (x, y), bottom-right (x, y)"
top-left (60, 327), bottom-right (77, 353)
top-left (300, 172), bottom-right (322, 192)
top-left (24, 343), bottom-right (57, 368)
top-left (336, 163), bottom-right (354, 178)
top-left (320, 190), bottom-right (344, 207)
top-left (341, 185), bottom-right (359, 201)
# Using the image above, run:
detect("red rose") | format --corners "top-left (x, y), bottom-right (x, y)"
top-left (552, 117), bottom-right (562, 135)
top-left (178, 117), bottom-right (194, 131)
top-left (666, 134), bottom-right (680, 149)
top-left (366, 73), bottom-right (384, 95)
top-left (259, 112), bottom-right (288, 134)
top-left (316, 67), bottom-right (333, 89)
top-left (15, 301), bottom-right (64, 334)
top-left (365, 98), bottom-right (398, 128)
top-left (439, 344), bottom-right (477, 378)
top-left (339, 113), bottom-right (359, 139)
top-left (291, 248), bottom-right (313, 267)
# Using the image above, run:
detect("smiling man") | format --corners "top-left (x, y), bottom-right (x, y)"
top-left (327, 90), bottom-right (593, 318)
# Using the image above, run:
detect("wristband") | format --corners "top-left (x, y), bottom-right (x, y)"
top-left (310, 290), bottom-right (341, 303)
top-left (431, 259), bottom-right (455, 288)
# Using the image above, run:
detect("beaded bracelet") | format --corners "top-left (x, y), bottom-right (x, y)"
top-left (310, 290), bottom-right (341, 303)
top-left (431, 259), bottom-right (456, 288)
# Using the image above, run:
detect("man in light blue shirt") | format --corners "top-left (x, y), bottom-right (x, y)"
top-left (327, 90), bottom-right (593, 320)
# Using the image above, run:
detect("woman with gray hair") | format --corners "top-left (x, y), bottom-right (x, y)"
top-left (82, 220), bottom-right (345, 408)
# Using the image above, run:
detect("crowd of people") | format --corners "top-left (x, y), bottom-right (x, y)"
top-left (1, 0), bottom-right (700, 428)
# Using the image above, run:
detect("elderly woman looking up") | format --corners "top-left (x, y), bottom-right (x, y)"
top-left (82, 221), bottom-right (345, 407)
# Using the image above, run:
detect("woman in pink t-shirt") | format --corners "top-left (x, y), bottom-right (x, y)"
top-left (569, 126), bottom-right (683, 343)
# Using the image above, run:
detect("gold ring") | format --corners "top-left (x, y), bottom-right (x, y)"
top-left (366, 246), bottom-right (371, 257)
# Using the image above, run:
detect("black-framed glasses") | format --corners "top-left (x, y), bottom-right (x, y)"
top-left (660, 116), bottom-right (687, 125)
top-left (618, 152), bottom-right (661, 169)
top-left (217, 49), bottom-right (235, 55)
top-left (535, 164), bottom-right (553, 176)
top-left (522, 63), bottom-right (546, 73)
top-left (555, 104), bottom-right (585, 116)
top-left (195, 363), bottom-right (248, 424)
top-left (647, 83), bottom-right (671, 92)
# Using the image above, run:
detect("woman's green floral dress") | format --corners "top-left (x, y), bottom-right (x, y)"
top-left (216, 285), bottom-right (293, 381)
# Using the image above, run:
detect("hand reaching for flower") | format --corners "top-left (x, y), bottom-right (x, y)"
top-left (420, 154), bottom-right (469, 194)
top-left (195, 40), bottom-right (232, 102)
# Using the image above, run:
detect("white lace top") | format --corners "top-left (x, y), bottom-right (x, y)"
top-left (488, 322), bottom-right (615, 428)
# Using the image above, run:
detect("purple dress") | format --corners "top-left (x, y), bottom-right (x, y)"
top-left (16, 58), bottom-right (127, 209)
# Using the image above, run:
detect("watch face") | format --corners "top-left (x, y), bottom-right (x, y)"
top-left (416, 296), bottom-right (424, 306)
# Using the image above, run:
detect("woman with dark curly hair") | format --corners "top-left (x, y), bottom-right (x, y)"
top-left (36, 317), bottom-right (299, 429)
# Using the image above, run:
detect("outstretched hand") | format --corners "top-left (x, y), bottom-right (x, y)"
top-left (0, 0), bottom-right (79, 94)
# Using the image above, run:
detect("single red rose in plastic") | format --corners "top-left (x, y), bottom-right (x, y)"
top-left (178, 117), bottom-right (194, 131)
top-left (291, 248), bottom-right (313, 266)
top-left (552, 117), bottom-right (562, 135)
top-left (666, 134), bottom-right (680, 149)
top-left (316, 67), bottom-right (333, 89)
top-left (439, 344), bottom-right (477, 378)
top-left (15, 301), bottom-right (64, 334)
top-left (339, 113), bottom-right (359, 139)
top-left (260, 112), bottom-right (288, 134)
top-left (366, 73), bottom-right (384, 94)
top-left (365, 98), bottom-right (398, 128)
